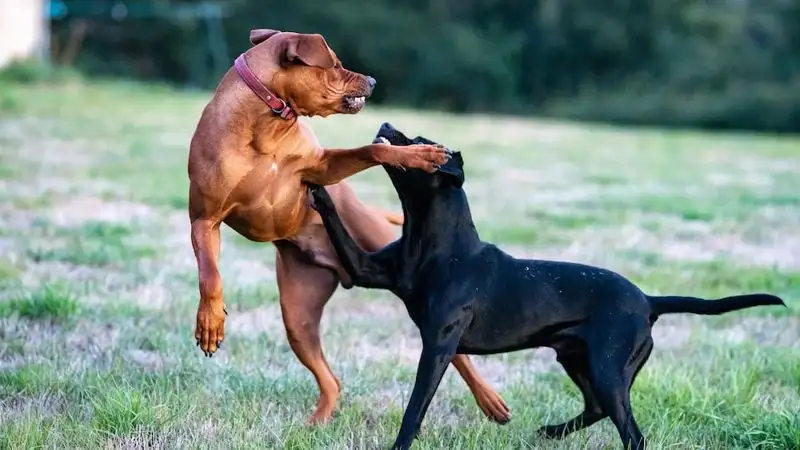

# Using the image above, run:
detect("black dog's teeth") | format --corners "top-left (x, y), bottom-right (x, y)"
top-left (433, 165), bottom-right (441, 170)
top-left (444, 148), bottom-right (454, 155)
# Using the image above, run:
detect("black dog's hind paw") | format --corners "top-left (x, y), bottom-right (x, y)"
top-left (306, 183), bottom-right (335, 212)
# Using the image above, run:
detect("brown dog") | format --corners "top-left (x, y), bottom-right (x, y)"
top-left (187, 29), bottom-right (510, 425)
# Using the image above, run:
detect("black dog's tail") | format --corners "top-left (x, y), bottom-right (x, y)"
top-left (648, 293), bottom-right (786, 318)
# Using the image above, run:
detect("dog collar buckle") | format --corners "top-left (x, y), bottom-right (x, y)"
top-left (233, 53), bottom-right (295, 120)
top-left (270, 98), bottom-right (293, 120)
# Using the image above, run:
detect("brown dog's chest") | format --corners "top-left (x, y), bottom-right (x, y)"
top-left (221, 157), bottom-right (316, 242)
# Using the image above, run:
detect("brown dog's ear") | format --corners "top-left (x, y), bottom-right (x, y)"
top-left (283, 34), bottom-right (336, 69)
top-left (250, 29), bottom-right (280, 46)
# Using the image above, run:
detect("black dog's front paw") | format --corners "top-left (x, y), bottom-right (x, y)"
top-left (307, 183), bottom-right (335, 212)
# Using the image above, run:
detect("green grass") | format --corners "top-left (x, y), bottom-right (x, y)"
top-left (0, 78), bottom-right (797, 449)
top-left (0, 282), bottom-right (79, 322)
top-left (24, 220), bottom-right (161, 268)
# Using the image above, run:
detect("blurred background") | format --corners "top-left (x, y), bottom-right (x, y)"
top-left (2, 0), bottom-right (799, 133)
top-left (1, 2), bottom-right (798, 448)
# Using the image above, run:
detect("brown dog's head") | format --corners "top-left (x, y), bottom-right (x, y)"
top-left (247, 29), bottom-right (376, 117)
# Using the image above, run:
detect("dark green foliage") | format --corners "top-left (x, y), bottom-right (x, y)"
top-left (50, 0), bottom-right (800, 132)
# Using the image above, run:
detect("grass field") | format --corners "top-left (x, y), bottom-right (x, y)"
top-left (0, 77), bottom-right (798, 450)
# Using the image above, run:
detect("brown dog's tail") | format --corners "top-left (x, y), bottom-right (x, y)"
top-left (383, 211), bottom-right (404, 226)
top-left (648, 293), bottom-right (785, 319)
top-left (367, 206), bottom-right (403, 226)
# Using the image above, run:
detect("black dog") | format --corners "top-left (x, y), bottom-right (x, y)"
top-left (307, 122), bottom-right (786, 450)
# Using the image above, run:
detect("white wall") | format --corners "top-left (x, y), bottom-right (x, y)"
top-left (0, 0), bottom-right (46, 68)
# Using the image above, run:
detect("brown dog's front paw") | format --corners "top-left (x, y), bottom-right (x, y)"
top-left (403, 144), bottom-right (452, 173)
top-left (195, 303), bottom-right (227, 357)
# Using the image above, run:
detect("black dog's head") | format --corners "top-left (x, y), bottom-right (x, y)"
top-left (373, 123), bottom-right (465, 201)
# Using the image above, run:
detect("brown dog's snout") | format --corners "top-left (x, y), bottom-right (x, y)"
top-left (360, 75), bottom-right (377, 97)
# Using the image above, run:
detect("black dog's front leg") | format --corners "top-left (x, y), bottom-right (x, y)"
top-left (391, 315), bottom-right (471, 450)
top-left (308, 183), bottom-right (396, 289)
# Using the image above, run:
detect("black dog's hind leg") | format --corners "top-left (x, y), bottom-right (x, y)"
top-left (538, 352), bottom-right (605, 439)
top-left (391, 316), bottom-right (471, 450)
top-left (587, 315), bottom-right (654, 450)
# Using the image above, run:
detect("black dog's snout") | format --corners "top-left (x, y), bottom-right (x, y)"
top-left (366, 76), bottom-right (377, 88)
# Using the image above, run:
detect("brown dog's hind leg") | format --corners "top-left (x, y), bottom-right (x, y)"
top-left (451, 354), bottom-right (511, 424)
top-left (275, 240), bottom-right (341, 424)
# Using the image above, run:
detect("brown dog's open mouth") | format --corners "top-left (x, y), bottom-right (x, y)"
top-left (344, 95), bottom-right (367, 111)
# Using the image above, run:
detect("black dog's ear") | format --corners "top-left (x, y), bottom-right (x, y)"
top-left (437, 151), bottom-right (465, 187)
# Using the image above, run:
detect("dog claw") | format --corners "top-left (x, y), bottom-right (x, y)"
top-left (223, 306), bottom-right (228, 316)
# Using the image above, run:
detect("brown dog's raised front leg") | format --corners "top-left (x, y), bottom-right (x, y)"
top-left (451, 355), bottom-right (511, 424)
top-left (301, 143), bottom-right (451, 186)
top-left (191, 218), bottom-right (227, 356)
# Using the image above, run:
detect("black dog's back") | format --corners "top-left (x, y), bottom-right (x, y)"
top-left (457, 246), bottom-right (653, 353)
top-left (484, 246), bottom-right (783, 327)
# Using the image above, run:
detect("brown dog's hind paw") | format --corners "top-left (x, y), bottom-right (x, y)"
top-left (475, 388), bottom-right (512, 425)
